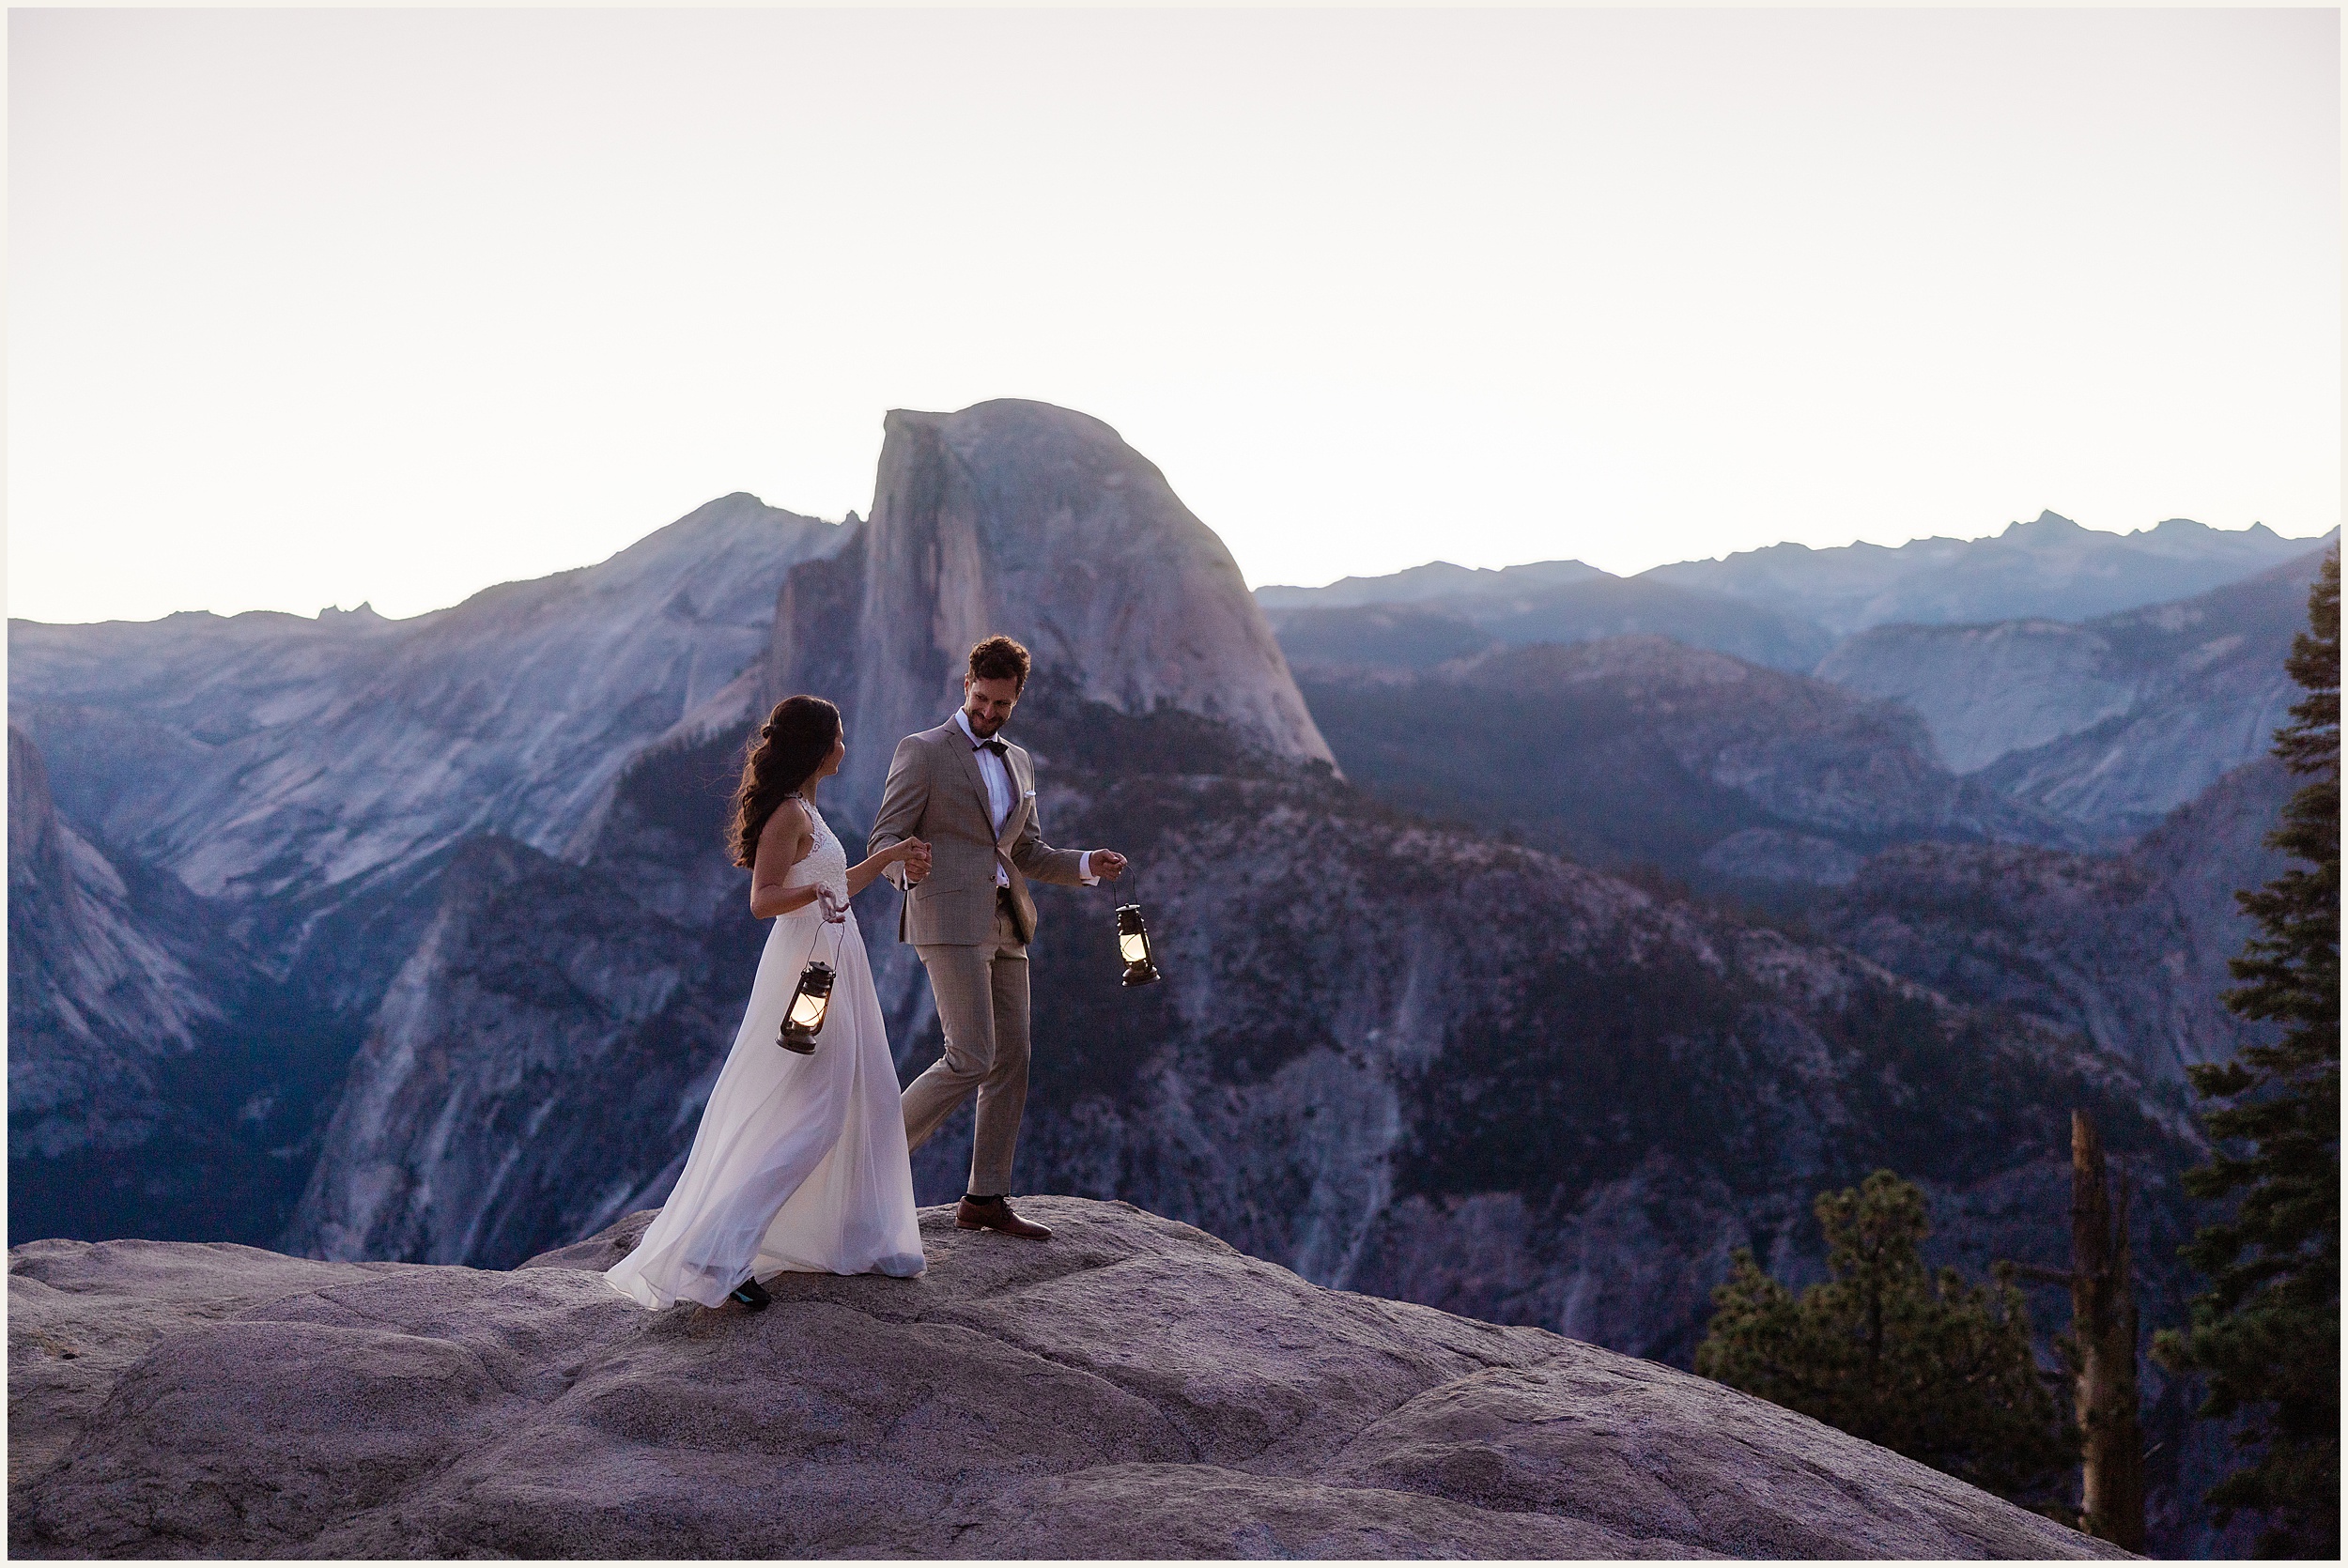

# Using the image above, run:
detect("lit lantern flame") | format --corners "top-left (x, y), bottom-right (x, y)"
top-left (1115, 904), bottom-right (1162, 989)
top-left (779, 961), bottom-right (836, 1053)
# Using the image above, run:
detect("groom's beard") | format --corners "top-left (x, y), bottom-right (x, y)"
top-left (965, 709), bottom-right (1006, 738)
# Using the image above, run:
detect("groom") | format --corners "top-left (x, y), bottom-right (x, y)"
top-left (869, 635), bottom-right (1126, 1241)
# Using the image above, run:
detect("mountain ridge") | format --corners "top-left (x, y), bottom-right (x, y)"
top-left (1259, 511), bottom-right (2332, 644)
top-left (8, 492), bottom-right (842, 909)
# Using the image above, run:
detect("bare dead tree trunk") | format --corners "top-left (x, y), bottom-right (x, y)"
top-left (2071, 1108), bottom-right (2145, 1551)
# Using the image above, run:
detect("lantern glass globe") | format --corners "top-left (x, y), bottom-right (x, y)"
top-left (1114, 903), bottom-right (1162, 988)
top-left (780, 959), bottom-right (837, 1052)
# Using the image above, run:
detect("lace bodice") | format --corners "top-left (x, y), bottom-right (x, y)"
top-left (782, 797), bottom-right (851, 910)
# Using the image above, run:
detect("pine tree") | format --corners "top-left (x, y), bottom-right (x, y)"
top-left (2155, 548), bottom-right (2340, 1558)
top-left (1697, 1170), bottom-right (2075, 1510)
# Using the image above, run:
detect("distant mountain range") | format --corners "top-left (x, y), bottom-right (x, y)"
top-left (1258, 558), bottom-right (1610, 610)
top-left (9, 401), bottom-right (2328, 1556)
top-left (1269, 523), bottom-right (2333, 851)
top-left (1261, 511), bottom-right (2330, 647)
top-left (1271, 580), bottom-right (1836, 677)
top-left (1643, 512), bottom-right (2325, 635)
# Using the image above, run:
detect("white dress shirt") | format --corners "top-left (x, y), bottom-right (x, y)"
top-left (952, 709), bottom-right (1093, 888)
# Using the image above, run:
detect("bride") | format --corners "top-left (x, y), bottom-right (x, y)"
top-left (607, 696), bottom-right (931, 1311)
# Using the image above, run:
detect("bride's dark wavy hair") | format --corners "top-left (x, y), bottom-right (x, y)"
top-left (731, 696), bottom-right (841, 867)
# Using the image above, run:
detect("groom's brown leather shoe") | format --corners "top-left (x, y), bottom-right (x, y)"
top-left (956, 1195), bottom-right (1051, 1240)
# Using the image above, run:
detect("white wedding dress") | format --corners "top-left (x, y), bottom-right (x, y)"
top-left (606, 802), bottom-right (924, 1307)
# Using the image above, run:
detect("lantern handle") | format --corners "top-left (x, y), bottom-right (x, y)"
top-left (809, 887), bottom-right (850, 966)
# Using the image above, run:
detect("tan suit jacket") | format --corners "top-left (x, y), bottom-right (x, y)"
top-left (869, 720), bottom-right (1088, 946)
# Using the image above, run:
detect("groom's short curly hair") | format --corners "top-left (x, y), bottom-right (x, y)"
top-left (967, 635), bottom-right (1030, 693)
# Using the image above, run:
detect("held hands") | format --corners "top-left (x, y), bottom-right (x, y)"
top-left (884, 838), bottom-right (1113, 886)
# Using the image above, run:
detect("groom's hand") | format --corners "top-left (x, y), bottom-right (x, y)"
top-left (1091, 849), bottom-right (1128, 881)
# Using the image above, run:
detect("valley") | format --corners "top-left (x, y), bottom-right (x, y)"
top-left (8, 398), bottom-right (2331, 1555)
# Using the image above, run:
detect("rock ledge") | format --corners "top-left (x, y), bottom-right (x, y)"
top-left (9, 1197), bottom-right (2123, 1559)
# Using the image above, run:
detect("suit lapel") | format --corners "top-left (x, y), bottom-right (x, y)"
top-left (941, 721), bottom-right (997, 832)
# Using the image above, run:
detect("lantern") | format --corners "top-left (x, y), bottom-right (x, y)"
top-left (778, 961), bottom-right (836, 1053)
top-left (1115, 903), bottom-right (1163, 988)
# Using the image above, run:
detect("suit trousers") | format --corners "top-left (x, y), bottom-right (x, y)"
top-left (901, 895), bottom-right (1030, 1196)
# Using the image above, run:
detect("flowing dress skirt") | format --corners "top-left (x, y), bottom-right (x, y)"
top-left (605, 904), bottom-right (924, 1307)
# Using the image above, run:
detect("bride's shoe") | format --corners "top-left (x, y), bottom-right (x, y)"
top-left (728, 1276), bottom-right (772, 1311)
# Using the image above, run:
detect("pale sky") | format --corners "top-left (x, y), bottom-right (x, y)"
top-left (8, 6), bottom-right (2340, 624)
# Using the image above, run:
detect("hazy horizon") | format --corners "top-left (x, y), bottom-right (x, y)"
top-left (10, 8), bottom-right (2338, 624)
top-left (9, 490), bottom-right (2328, 629)
top-left (1251, 509), bottom-right (2335, 592)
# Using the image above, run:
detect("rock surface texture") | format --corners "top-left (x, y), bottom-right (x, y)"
top-left (9, 1197), bottom-right (2124, 1560)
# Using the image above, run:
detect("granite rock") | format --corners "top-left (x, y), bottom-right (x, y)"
top-left (1818, 756), bottom-right (2294, 1086)
top-left (1817, 546), bottom-right (2332, 839)
top-left (7, 726), bottom-right (218, 1161)
top-left (10, 1197), bottom-right (2124, 1560)
top-left (9, 493), bottom-right (839, 923)
top-left (765, 399), bottom-right (1334, 815)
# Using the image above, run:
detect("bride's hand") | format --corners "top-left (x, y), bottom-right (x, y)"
top-left (816, 885), bottom-right (849, 923)
top-left (899, 838), bottom-right (932, 883)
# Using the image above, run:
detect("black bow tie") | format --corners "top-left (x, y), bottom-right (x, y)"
top-left (978, 738), bottom-right (1009, 759)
